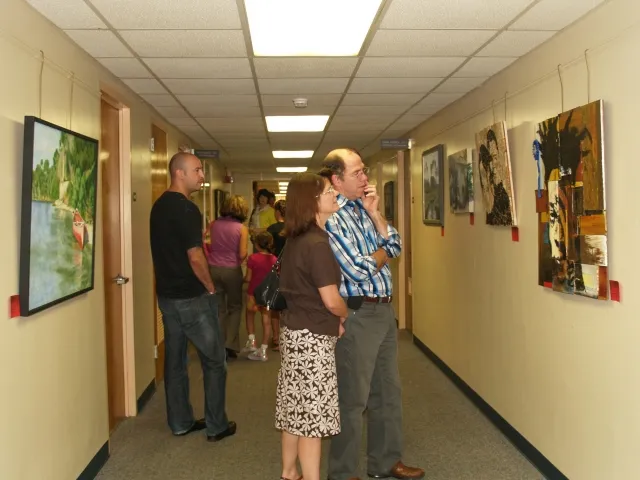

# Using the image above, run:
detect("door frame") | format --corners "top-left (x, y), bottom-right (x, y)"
top-left (101, 91), bottom-right (137, 416)
top-left (396, 150), bottom-right (411, 331)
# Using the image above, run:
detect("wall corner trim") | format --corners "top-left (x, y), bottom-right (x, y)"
top-left (412, 335), bottom-right (569, 480)
top-left (77, 441), bottom-right (109, 480)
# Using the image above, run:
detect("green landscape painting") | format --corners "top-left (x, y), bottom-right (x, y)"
top-left (20, 117), bottom-right (98, 315)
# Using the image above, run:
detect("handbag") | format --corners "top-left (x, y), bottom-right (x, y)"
top-left (254, 248), bottom-right (287, 311)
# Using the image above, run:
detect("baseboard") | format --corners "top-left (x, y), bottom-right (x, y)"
top-left (412, 336), bottom-right (568, 480)
top-left (77, 441), bottom-right (109, 480)
top-left (136, 379), bottom-right (156, 414)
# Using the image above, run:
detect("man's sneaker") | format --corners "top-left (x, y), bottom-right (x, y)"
top-left (248, 348), bottom-right (268, 362)
top-left (241, 338), bottom-right (257, 353)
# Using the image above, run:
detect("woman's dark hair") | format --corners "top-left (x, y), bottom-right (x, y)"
top-left (220, 195), bottom-right (248, 222)
top-left (254, 231), bottom-right (274, 251)
top-left (256, 188), bottom-right (271, 201)
top-left (274, 200), bottom-right (286, 217)
top-left (284, 173), bottom-right (326, 238)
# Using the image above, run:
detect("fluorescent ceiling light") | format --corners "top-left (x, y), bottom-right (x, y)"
top-left (266, 116), bottom-right (329, 133)
top-left (276, 167), bottom-right (308, 173)
top-left (272, 150), bottom-right (314, 159)
top-left (278, 181), bottom-right (289, 186)
top-left (245, 0), bottom-right (383, 56)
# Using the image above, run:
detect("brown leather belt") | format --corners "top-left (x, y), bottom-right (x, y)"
top-left (363, 296), bottom-right (392, 304)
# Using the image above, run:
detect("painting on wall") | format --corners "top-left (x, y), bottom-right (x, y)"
top-left (384, 181), bottom-right (395, 222)
top-left (448, 148), bottom-right (474, 214)
top-left (475, 121), bottom-right (517, 226)
top-left (534, 99), bottom-right (607, 300)
top-left (422, 144), bottom-right (445, 226)
top-left (19, 117), bottom-right (99, 316)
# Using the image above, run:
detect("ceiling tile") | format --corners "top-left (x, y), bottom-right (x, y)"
top-left (322, 131), bottom-right (380, 144)
top-left (262, 105), bottom-right (334, 116)
top-left (226, 149), bottom-right (273, 160)
top-left (380, 0), bottom-right (536, 29)
top-left (179, 125), bottom-right (210, 137)
top-left (185, 106), bottom-right (262, 117)
top-left (178, 94), bottom-right (259, 108)
top-left (120, 30), bottom-right (247, 57)
top-left (163, 79), bottom-right (256, 95)
top-left (409, 93), bottom-right (464, 114)
top-left (25, 0), bottom-right (106, 28)
top-left (379, 129), bottom-right (410, 139)
top-left (254, 58), bottom-right (358, 78)
top-left (269, 133), bottom-right (323, 149)
top-left (387, 114), bottom-right (432, 131)
top-left (335, 105), bottom-right (408, 116)
top-left (357, 57), bottom-right (466, 77)
top-left (261, 94), bottom-right (342, 107)
top-left (167, 117), bottom-right (198, 127)
top-left (328, 116), bottom-right (397, 131)
top-left (349, 78), bottom-right (442, 94)
top-left (144, 58), bottom-right (252, 79)
top-left (199, 117), bottom-right (265, 132)
top-left (122, 78), bottom-right (168, 94)
top-left (433, 77), bottom-right (487, 93)
top-left (454, 57), bottom-right (518, 77)
top-left (64, 30), bottom-right (132, 57)
top-left (366, 30), bottom-right (497, 57)
top-left (98, 58), bottom-right (151, 78)
top-left (258, 78), bottom-right (349, 95)
top-left (342, 93), bottom-right (424, 106)
top-left (89, 0), bottom-right (241, 29)
top-left (215, 136), bottom-right (269, 147)
top-left (477, 31), bottom-right (555, 57)
top-left (509, 0), bottom-right (606, 31)
top-left (155, 106), bottom-right (191, 118)
top-left (141, 94), bottom-right (180, 107)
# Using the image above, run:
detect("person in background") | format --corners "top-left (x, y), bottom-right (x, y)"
top-left (242, 231), bottom-right (278, 362)
top-left (267, 200), bottom-right (287, 351)
top-left (268, 191), bottom-right (276, 208)
top-left (321, 148), bottom-right (424, 480)
top-left (275, 172), bottom-right (347, 480)
top-left (249, 188), bottom-right (277, 240)
top-left (149, 152), bottom-right (236, 443)
top-left (207, 195), bottom-right (249, 359)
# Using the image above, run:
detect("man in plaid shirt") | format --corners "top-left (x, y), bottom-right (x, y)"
top-left (321, 149), bottom-right (424, 480)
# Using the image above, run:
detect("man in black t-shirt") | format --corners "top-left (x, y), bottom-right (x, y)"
top-left (150, 152), bottom-right (236, 442)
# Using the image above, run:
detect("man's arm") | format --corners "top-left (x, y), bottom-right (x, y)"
top-left (187, 247), bottom-right (215, 293)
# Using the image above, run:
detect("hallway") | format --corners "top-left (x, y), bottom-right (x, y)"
top-left (96, 332), bottom-right (541, 480)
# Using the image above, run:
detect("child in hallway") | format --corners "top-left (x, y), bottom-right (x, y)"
top-left (242, 231), bottom-right (278, 361)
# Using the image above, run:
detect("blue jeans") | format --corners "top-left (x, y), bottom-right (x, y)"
top-left (157, 293), bottom-right (229, 437)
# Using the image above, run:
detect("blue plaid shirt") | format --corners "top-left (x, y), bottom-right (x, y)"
top-left (325, 194), bottom-right (402, 298)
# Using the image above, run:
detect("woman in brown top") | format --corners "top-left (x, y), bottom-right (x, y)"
top-left (275, 173), bottom-right (347, 480)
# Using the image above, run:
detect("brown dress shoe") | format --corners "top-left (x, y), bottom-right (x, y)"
top-left (368, 460), bottom-right (425, 479)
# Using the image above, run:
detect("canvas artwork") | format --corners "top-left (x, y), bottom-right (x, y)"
top-left (422, 145), bottom-right (444, 226)
top-left (475, 121), bottom-right (517, 226)
top-left (384, 181), bottom-right (395, 222)
top-left (534, 100), bottom-right (607, 300)
top-left (448, 148), bottom-right (474, 214)
top-left (19, 117), bottom-right (99, 316)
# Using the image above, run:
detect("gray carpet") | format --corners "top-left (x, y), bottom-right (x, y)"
top-left (96, 331), bottom-right (542, 480)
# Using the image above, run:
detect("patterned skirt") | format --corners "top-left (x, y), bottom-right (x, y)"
top-left (275, 326), bottom-right (340, 437)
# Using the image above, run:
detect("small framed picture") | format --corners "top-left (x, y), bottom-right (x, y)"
top-left (422, 144), bottom-right (445, 226)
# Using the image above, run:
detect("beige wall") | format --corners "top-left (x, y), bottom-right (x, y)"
top-left (0, 0), bottom-right (203, 478)
top-left (405, 0), bottom-right (640, 478)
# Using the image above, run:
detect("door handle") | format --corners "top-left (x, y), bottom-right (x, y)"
top-left (113, 274), bottom-right (130, 285)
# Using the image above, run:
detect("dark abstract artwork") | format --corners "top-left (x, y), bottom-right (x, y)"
top-left (448, 148), bottom-right (474, 214)
top-left (384, 181), bottom-right (395, 222)
top-left (475, 121), bottom-right (517, 226)
top-left (422, 144), bottom-right (445, 226)
top-left (535, 100), bottom-right (607, 300)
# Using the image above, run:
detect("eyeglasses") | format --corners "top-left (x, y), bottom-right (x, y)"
top-left (351, 167), bottom-right (369, 178)
top-left (316, 185), bottom-right (335, 198)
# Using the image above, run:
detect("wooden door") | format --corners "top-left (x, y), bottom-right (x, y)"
top-left (403, 150), bottom-right (413, 332)
top-left (151, 124), bottom-right (168, 382)
top-left (101, 98), bottom-right (126, 430)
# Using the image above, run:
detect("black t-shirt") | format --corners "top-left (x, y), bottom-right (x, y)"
top-left (150, 191), bottom-right (206, 299)
top-left (279, 226), bottom-right (342, 336)
top-left (267, 221), bottom-right (286, 257)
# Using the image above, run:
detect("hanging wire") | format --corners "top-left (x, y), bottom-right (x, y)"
top-left (69, 72), bottom-right (75, 129)
top-left (557, 64), bottom-right (564, 112)
top-left (38, 50), bottom-right (44, 118)
top-left (585, 49), bottom-right (591, 103)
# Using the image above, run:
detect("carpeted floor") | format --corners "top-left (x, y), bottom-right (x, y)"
top-left (96, 330), bottom-right (542, 480)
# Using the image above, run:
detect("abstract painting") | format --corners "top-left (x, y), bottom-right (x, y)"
top-left (19, 117), bottom-right (99, 316)
top-left (448, 148), bottom-right (474, 214)
top-left (534, 100), bottom-right (607, 300)
top-left (422, 144), bottom-right (444, 226)
top-left (384, 181), bottom-right (395, 222)
top-left (475, 121), bottom-right (517, 226)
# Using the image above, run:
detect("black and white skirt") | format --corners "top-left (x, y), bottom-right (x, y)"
top-left (275, 326), bottom-right (340, 437)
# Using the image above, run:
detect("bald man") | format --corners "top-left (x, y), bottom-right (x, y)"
top-left (320, 149), bottom-right (424, 480)
top-left (150, 152), bottom-right (236, 442)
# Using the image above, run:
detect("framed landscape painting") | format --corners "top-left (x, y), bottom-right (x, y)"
top-left (19, 117), bottom-right (99, 316)
top-left (422, 144), bottom-right (445, 226)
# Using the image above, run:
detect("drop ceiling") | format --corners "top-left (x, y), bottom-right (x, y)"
top-left (26, 0), bottom-right (606, 173)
